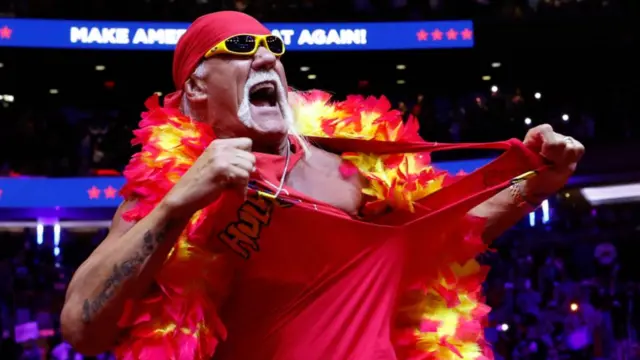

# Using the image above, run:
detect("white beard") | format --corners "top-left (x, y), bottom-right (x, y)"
top-left (237, 70), bottom-right (295, 131)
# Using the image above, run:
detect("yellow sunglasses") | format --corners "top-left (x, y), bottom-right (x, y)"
top-left (204, 34), bottom-right (286, 59)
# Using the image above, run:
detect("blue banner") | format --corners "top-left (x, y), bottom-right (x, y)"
top-left (0, 158), bottom-right (490, 209)
top-left (0, 19), bottom-right (473, 51)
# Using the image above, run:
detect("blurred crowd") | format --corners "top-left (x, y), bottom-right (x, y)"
top-left (0, 0), bottom-right (631, 21)
top-left (484, 202), bottom-right (640, 359)
top-left (0, 105), bottom-right (133, 177)
top-left (0, 228), bottom-right (114, 359)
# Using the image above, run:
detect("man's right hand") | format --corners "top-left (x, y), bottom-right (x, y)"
top-left (161, 137), bottom-right (255, 216)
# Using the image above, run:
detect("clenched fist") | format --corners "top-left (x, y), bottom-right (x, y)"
top-left (523, 124), bottom-right (585, 201)
top-left (161, 137), bottom-right (256, 216)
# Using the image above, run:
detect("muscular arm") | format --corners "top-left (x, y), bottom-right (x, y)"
top-left (61, 201), bottom-right (190, 355)
top-left (468, 125), bottom-right (584, 242)
top-left (60, 136), bottom-right (256, 354)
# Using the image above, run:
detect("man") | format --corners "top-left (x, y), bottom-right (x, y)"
top-left (60, 11), bottom-right (584, 360)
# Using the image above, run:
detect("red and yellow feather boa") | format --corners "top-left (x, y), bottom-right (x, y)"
top-left (117, 90), bottom-right (493, 359)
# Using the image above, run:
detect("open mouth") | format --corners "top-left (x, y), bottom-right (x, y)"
top-left (249, 81), bottom-right (278, 107)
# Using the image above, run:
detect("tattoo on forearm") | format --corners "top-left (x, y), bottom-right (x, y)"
top-left (81, 223), bottom-right (171, 323)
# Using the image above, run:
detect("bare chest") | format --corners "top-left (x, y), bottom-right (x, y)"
top-left (286, 147), bottom-right (364, 215)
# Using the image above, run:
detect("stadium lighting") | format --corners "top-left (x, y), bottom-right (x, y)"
top-left (541, 200), bottom-right (550, 224)
top-left (491, 62), bottom-right (501, 68)
top-left (300, 66), bottom-right (310, 72)
top-left (524, 117), bottom-right (532, 125)
top-left (534, 92), bottom-right (541, 99)
top-left (482, 75), bottom-right (491, 81)
top-left (307, 74), bottom-right (316, 80)
top-left (396, 79), bottom-right (406, 84)
top-left (0, 220), bottom-right (112, 229)
top-left (491, 85), bottom-right (498, 93)
top-left (581, 183), bottom-right (640, 206)
top-left (562, 114), bottom-right (569, 121)
top-left (95, 65), bottom-right (106, 71)
top-left (53, 223), bottom-right (61, 257)
top-left (36, 223), bottom-right (44, 245)
top-left (49, 89), bottom-right (59, 94)
top-left (396, 64), bottom-right (406, 70)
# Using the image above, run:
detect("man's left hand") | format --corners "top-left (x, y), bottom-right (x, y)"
top-left (522, 124), bottom-right (585, 201)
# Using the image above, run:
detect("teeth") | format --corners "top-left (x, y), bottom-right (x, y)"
top-left (250, 81), bottom-right (276, 94)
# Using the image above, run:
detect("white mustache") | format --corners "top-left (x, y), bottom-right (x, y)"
top-left (237, 71), bottom-right (291, 128)
top-left (244, 71), bottom-right (282, 91)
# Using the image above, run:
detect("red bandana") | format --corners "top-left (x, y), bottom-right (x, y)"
top-left (164, 11), bottom-right (271, 108)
